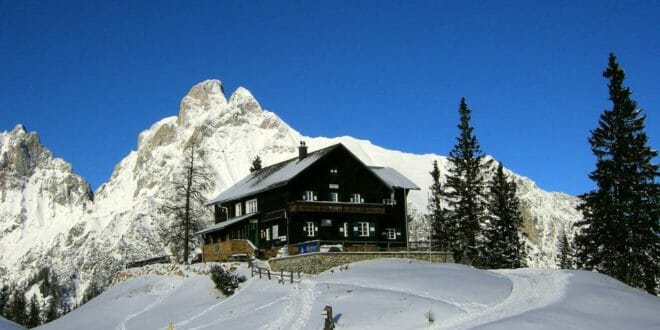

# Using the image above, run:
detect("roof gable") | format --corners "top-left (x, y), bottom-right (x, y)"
top-left (207, 143), bottom-right (418, 205)
top-left (207, 144), bottom-right (339, 204)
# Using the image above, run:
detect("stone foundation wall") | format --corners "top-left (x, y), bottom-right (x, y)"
top-left (268, 251), bottom-right (454, 274)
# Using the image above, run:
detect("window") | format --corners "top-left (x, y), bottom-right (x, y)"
top-left (234, 203), bottom-right (242, 217)
top-left (357, 221), bottom-right (370, 237)
top-left (272, 225), bottom-right (278, 239)
top-left (265, 228), bottom-right (271, 241)
top-left (305, 221), bottom-right (316, 237)
top-left (329, 192), bottom-right (339, 202)
top-left (350, 193), bottom-right (364, 203)
top-left (342, 222), bottom-right (349, 238)
top-left (386, 228), bottom-right (396, 240)
top-left (246, 198), bottom-right (258, 213)
top-left (303, 190), bottom-right (317, 201)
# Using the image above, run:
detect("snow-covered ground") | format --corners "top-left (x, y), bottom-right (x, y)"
top-left (0, 316), bottom-right (26, 330)
top-left (36, 259), bottom-right (660, 330)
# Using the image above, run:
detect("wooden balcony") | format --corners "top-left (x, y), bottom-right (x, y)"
top-left (287, 201), bottom-right (386, 215)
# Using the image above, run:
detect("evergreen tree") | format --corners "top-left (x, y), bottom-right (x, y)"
top-left (160, 141), bottom-right (213, 263)
top-left (483, 163), bottom-right (526, 268)
top-left (444, 98), bottom-right (490, 266)
top-left (249, 155), bottom-right (263, 172)
top-left (0, 285), bottom-right (9, 318)
top-left (428, 160), bottom-right (452, 250)
top-left (8, 288), bottom-right (27, 325)
top-left (44, 295), bottom-right (59, 323)
top-left (557, 234), bottom-right (574, 269)
top-left (575, 53), bottom-right (659, 294)
top-left (26, 294), bottom-right (41, 328)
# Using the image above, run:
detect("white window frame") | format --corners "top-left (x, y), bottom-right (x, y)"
top-left (342, 222), bottom-right (349, 238)
top-left (234, 203), bottom-right (242, 217)
top-left (272, 225), bottom-right (278, 239)
top-left (266, 228), bottom-right (271, 241)
top-left (329, 192), bottom-right (339, 202)
top-left (303, 190), bottom-right (317, 201)
top-left (246, 198), bottom-right (258, 214)
top-left (350, 193), bottom-right (363, 203)
top-left (306, 221), bottom-right (316, 237)
top-left (386, 228), bottom-right (396, 240)
top-left (357, 221), bottom-right (370, 237)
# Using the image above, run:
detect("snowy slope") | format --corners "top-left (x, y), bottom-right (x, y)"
top-left (37, 259), bottom-right (660, 330)
top-left (0, 316), bottom-right (26, 330)
top-left (1, 79), bottom-right (581, 304)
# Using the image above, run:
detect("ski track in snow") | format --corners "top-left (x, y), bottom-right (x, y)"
top-left (116, 281), bottom-right (179, 330)
top-left (434, 269), bottom-right (572, 329)
top-left (317, 279), bottom-right (472, 313)
top-left (261, 279), bottom-right (316, 330)
top-left (172, 276), bottom-right (259, 330)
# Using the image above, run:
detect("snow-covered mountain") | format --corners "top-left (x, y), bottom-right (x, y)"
top-left (0, 79), bottom-right (581, 304)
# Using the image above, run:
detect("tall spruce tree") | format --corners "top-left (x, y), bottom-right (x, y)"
top-left (160, 141), bottom-right (213, 263)
top-left (557, 234), bottom-right (574, 269)
top-left (0, 285), bottom-right (9, 318)
top-left (26, 294), bottom-right (41, 328)
top-left (8, 288), bottom-right (27, 325)
top-left (575, 53), bottom-right (659, 294)
top-left (483, 163), bottom-right (526, 268)
top-left (44, 295), bottom-right (59, 323)
top-left (445, 98), bottom-right (490, 266)
top-left (428, 160), bottom-right (452, 250)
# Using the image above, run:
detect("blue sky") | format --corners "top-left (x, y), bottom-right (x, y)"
top-left (1, 1), bottom-right (658, 195)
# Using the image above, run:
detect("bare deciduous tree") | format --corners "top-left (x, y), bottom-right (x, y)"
top-left (160, 142), bottom-right (213, 263)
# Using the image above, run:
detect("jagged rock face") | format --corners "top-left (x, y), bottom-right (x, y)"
top-left (0, 125), bottom-right (93, 287)
top-left (0, 79), bottom-right (582, 304)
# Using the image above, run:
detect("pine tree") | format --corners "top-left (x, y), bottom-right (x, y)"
top-left (444, 98), bottom-right (490, 266)
top-left (8, 288), bottom-right (27, 325)
top-left (483, 163), bottom-right (526, 268)
top-left (557, 234), bottom-right (574, 269)
top-left (160, 141), bottom-right (213, 263)
top-left (0, 285), bottom-right (9, 318)
top-left (44, 295), bottom-right (59, 323)
top-left (575, 53), bottom-right (659, 294)
top-left (249, 155), bottom-right (263, 172)
top-left (428, 160), bottom-right (452, 250)
top-left (26, 294), bottom-right (41, 328)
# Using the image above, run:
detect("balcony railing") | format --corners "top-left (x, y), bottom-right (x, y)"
top-left (288, 201), bottom-right (386, 214)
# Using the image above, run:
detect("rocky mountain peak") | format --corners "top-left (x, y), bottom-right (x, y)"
top-left (229, 86), bottom-right (262, 115)
top-left (1, 126), bottom-right (51, 178)
top-left (177, 79), bottom-right (228, 126)
top-left (10, 124), bottom-right (26, 136)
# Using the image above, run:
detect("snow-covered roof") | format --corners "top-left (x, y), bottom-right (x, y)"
top-left (207, 145), bottom-right (339, 205)
top-left (207, 143), bottom-right (418, 205)
top-left (194, 212), bottom-right (259, 236)
top-left (368, 166), bottom-right (420, 190)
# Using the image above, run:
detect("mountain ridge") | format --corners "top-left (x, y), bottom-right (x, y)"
top-left (0, 79), bottom-right (581, 304)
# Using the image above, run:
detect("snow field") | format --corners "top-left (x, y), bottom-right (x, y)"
top-left (35, 259), bottom-right (660, 329)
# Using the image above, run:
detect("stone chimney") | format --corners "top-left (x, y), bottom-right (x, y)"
top-left (298, 141), bottom-right (308, 160)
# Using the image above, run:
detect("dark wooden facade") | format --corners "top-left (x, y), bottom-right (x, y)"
top-left (198, 143), bottom-right (418, 256)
